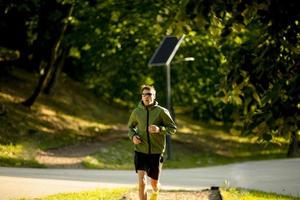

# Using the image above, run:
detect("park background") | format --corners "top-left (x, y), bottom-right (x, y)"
top-left (0, 0), bottom-right (299, 199)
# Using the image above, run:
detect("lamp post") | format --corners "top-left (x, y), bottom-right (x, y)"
top-left (165, 57), bottom-right (194, 160)
top-left (166, 57), bottom-right (195, 112)
top-left (165, 63), bottom-right (172, 159)
top-left (148, 35), bottom-right (192, 160)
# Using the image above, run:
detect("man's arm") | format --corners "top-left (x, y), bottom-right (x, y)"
top-left (159, 108), bottom-right (177, 135)
top-left (128, 110), bottom-right (138, 139)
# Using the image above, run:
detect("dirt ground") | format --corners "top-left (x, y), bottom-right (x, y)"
top-left (36, 135), bottom-right (127, 168)
top-left (36, 141), bottom-right (106, 168)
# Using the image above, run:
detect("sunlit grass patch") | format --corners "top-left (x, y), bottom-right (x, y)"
top-left (221, 188), bottom-right (300, 200)
top-left (82, 114), bottom-right (288, 169)
top-left (0, 92), bottom-right (23, 103)
top-left (0, 143), bottom-right (24, 157)
top-left (164, 114), bottom-right (288, 168)
top-left (17, 187), bottom-right (299, 200)
top-left (83, 139), bottom-right (134, 169)
top-left (0, 156), bottom-right (43, 167)
top-left (0, 143), bottom-right (43, 167)
top-left (35, 104), bottom-right (122, 136)
top-left (18, 188), bottom-right (130, 200)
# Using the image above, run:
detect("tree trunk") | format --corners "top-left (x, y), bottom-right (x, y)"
top-left (22, 61), bottom-right (52, 107)
top-left (287, 131), bottom-right (299, 157)
top-left (43, 46), bottom-right (69, 95)
top-left (0, 104), bottom-right (7, 116)
top-left (21, 3), bottom-right (74, 107)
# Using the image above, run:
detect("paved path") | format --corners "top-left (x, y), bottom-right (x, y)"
top-left (0, 158), bottom-right (300, 200)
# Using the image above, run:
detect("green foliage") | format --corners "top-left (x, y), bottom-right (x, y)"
top-left (66, 0), bottom-right (180, 106)
top-left (0, 47), bottom-right (20, 61)
top-left (183, 0), bottom-right (300, 144)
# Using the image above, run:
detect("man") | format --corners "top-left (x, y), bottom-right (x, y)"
top-left (128, 85), bottom-right (177, 200)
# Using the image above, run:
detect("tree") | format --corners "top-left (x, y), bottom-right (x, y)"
top-left (0, 0), bottom-right (37, 70)
top-left (22, 2), bottom-right (74, 107)
top-left (184, 0), bottom-right (300, 156)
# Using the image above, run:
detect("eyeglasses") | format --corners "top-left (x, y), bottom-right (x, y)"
top-left (142, 93), bottom-right (153, 96)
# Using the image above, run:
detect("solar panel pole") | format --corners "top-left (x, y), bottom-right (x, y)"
top-left (148, 35), bottom-right (185, 160)
top-left (166, 63), bottom-right (172, 160)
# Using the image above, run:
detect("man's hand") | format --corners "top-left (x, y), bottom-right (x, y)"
top-left (132, 135), bottom-right (142, 144)
top-left (148, 125), bottom-right (160, 133)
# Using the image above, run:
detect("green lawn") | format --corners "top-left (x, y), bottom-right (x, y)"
top-left (221, 188), bottom-right (300, 200)
top-left (17, 188), bottom-right (299, 200)
top-left (17, 188), bottom-right (130, 200)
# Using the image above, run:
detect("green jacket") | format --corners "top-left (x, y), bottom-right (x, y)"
top-left (128, 101), bottom-right (177, 154)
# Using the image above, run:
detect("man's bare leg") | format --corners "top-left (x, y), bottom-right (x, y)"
top-left (138, 170), bottom-right (147, 200)
top-left (150, 178), bottom-right (159, 192)
top-left (150, 178), bottom-right (159, 200)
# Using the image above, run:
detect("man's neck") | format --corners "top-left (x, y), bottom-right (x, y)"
top-left (143, 102), bottom-right (155, 107)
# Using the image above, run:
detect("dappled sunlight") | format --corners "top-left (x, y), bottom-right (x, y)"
top-left (230, 149), bottom-right (284, 157)
top-left (28, 122), bottom-right (56, 134)
top-left (176, 114), bottom-right (277, 146)
top-left (173, 133), bottom-right (207, 145)
top-left (176, 118), bottom-right (204, 134)
top-left (177, 126), bottom-right (202, 135)
top-left (82, 140), bottom-right (133, 169)
top-left (38, 105), bottom-right (57, 116)
top-left (215, 149), bottom-right (234, 157)
top-left (0, 141), bottom-right (38, 161)
top-left (259, 149), bottom-right (286, 155)
top-left (36, 104), bottom-right (127, 136)
top-left (0, 143), bottom-right (23, 157)
top-left (0, 91), bottom-right (24, 103)
top-left (171, 114), bottom-right (288, 166)
top-left (212, 133), bottom-right (258, 144)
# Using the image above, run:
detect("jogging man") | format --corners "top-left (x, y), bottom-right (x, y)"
top-left (128, 85), bottom-right (177, 200)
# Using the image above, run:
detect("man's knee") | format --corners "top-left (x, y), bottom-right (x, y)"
top-left (138, 171), bottom-right (147, 186)
top-left (139, 176), bottom-right (147, 186)
top-left (150, 179), bottom-right (159, 188)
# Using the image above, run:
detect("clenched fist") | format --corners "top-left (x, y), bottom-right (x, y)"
top-left (132, 135), bottom-right (142, 144)
top-left (148, 125), bottom-right (160, 133)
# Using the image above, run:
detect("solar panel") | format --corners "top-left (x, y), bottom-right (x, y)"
top-left (148, 35), bottom-right (185, 67)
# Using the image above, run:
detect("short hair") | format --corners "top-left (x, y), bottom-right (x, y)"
top-left (140, 85), bottom-right (156, 94)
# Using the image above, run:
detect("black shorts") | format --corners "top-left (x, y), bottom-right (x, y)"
top-left (134, 151), bottom-right (164, 180)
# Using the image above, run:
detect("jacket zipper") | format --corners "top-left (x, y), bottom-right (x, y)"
top-left (146, 107), bottom-right (151, 154)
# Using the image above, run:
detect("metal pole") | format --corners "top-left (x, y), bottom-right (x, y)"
top-left (166, 64), bottom-right (172, 160)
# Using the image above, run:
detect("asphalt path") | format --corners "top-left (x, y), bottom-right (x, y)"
top-left (0, 158), bottom-right (299, 200)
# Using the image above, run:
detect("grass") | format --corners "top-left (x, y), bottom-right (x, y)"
top-left (17, 188), bottom-right (130, 200)
top-left (0, 142), bottom-right (44, 167)
top-left (162, 116), bottom-right (288, 168)
top-left (0, 67), bottom-right (290, 169)
top-left (17, 188), bottom-right (299, 200)
top-left (82, 117), bottom-right (288, 169)
top-left (82, 140), bottom-right (134, 169)
top-left (221, 188), bottom-right (300, 200)
top-left (0, 68), bottom-right (129, 167)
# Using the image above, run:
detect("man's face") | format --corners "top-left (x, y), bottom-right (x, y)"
top-left (141, 89), bottom-right (155, 106)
